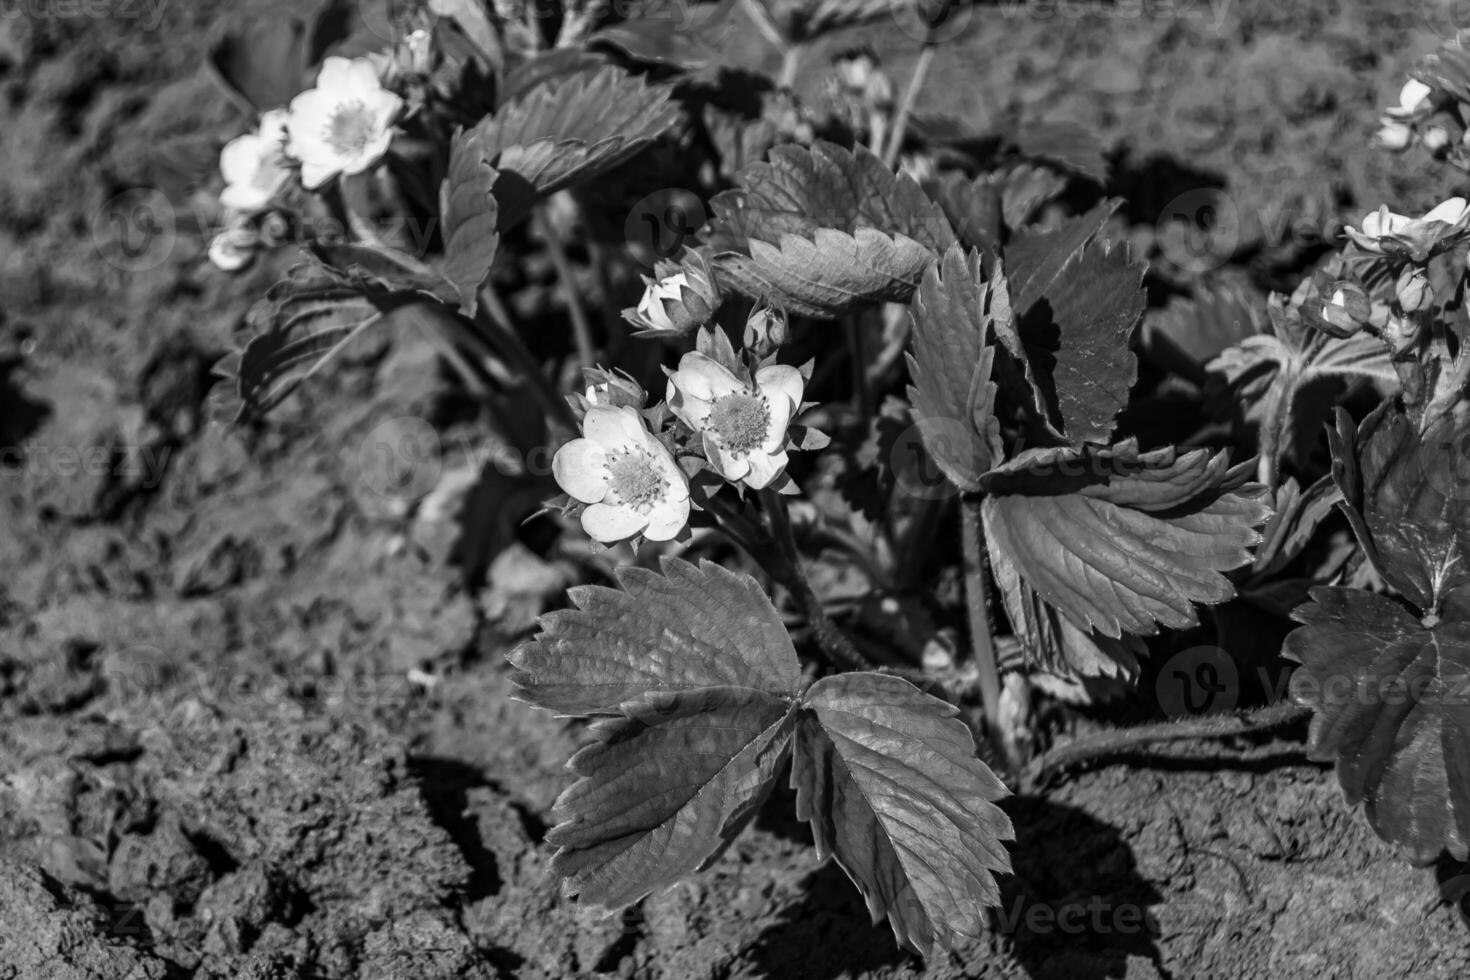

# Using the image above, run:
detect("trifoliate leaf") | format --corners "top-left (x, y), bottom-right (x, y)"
top-left (441, 129), bottom-right (501, 317)
top-left (549, 686), bottom-right (798, 907)
top-left (204, 1), bottom-right (319, 113)
top-left (471, 64), bottom-right (681, 229)
top-left (1286, 587), bottom-right (1470, 863)
top-left (702, 141), bottom-right (957, 317)
top-left (792, 672), bottom-right (1013, 956)
top-left (998, 162), bottom-right (1068, 230)
top-left (904, 247), bottom-right (1001, 490)
top-left (510, 557), bottom-right (803, 715)
top-left (982, 443), bottom-right (1270, 660)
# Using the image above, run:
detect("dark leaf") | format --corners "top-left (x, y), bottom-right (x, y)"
top-left (441, 130), bottom-right (501, 317)
top-left (904, 247), bottom-right (1001, 490)
top-left (510, 557), bottom-right (803, 715)
top-left (791, 672), bottom-right (1013, 955)
top-left (1286, 586), bottom-right (1470, 863)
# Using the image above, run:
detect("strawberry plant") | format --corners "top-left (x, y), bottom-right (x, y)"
top-left (195, 0), bottom-right (1470, 958)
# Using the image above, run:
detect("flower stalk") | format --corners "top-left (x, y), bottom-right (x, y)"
top-left (961, 494), bottom-right (1010, 766)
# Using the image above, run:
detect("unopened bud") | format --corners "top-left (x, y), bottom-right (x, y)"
top-left (1396, 265), bottom-right (1433, 313)
top-left (1423, 125), bottom-right (1452, 153)
top-left (743, 306), bottom-right (789, 356)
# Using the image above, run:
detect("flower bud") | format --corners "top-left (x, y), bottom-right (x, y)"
top-left (743, 306), bottom-right (789, 356)
top-left (915, 0), bottom-right (956, 30)
top-left (1311, 282), bottom-right (1373, 336)
top-left (833, 48), bottom-right (877, 94)
top-left (1396, 264), bottom-right (1433, 313)
top-left (581, 367), bottom-right (647, 411)
top-left (1374, 120), bottom-right (1413, 151)
top-left (622, 253), bottom-right (721, 338)
top-left (1424, 125), bottom-right (1452, 153)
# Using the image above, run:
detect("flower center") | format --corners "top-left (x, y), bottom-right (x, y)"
top-left (605, 448), bottom-right (667, 511)
top-left (706, 390), bottom-right (770, 456)
top-left (323, 101), bottom-right (377, 157)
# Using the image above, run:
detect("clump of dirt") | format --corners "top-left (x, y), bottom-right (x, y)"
top-left (2, 3), bottom-right (1469, 979)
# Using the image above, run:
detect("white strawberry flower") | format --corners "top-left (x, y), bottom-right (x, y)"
top-left (220, 109), bottom-right (292, 213)
top-left (666, 352), bottom-right (804, 490)
top-left (1345, 198), bottom-right (1470, 261)
top-left (285, 56), bottom-right (404, 190)
top-left (553, 405), bottom-right (690, 543)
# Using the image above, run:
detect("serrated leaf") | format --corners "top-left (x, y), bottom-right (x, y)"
top-left (1003, 198), bottom-right (1121, 314)
top-left (512, 557), bottom-right (806, 908)
top-left (702, 141), bottom-right (957, 317)
top-left (1330, 403), bottom-right (1470, 612)
top-left (1252, 475), bottom-right (1342, 578)
top-left (1144, 284), bottom-right (1265, 384)
top-left (904, 247), bottom-right (1000, 490)
top-left (441, 129), bottom-right (501, 317)
top-left (472, 64), bottom-right (681, 229)
top-left (1286, 586), bottom-right (1470, 863)
top-left (1014, 237), bottom-right (1145, 444)
top-left (510, 557), bottom-right (802, 715)
top-left (791, 672), bottom-right (1013, 955)
top-left (549, 686), bottom-right (798, 906)
top-left (1208, 289), bottom-right (1397, 474)
top-left (204, 1), bottom-right (317, 113)
top-left (982, 444), bottom-right (1270, 664)
top-left (213, 249), bottom-right (455, 422)
top-left (930, 172), bottom-right (1002, 257)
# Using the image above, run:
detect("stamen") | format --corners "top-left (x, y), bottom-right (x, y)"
top-left (706, 390), bottom-right (771, 456)
top-left (323, 101), bottom-right (376, 156)
top-left (605, 448), bottom-right (667, 512)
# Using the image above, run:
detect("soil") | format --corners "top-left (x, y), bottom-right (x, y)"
top-left (2, 1), bottom-right (1470, 978)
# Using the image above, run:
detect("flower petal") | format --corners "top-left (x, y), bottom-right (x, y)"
top-left (743, 450), bottom-right (789, 490)
top-left (299, 158), bottom-right (339, 190)
top-left (1426, 197), bottom-right (1469, 225)
top-left (669, 352), bottom-right (743, 402)
top-left (755, 363), bottom-right (804, 411)
top-left (713, 446), bottom-right (751, 482)
top-left (643, 495), bottom-right (691, 541)
top-left (552, 439), bottom-right (610, 504)
top-left (582, 405), bottom-right (649, 452)
top-left (315, 56), bottom-right (356, 91)
top-left (581, 502), bottom-right (647, 543)
top-left (220, 134), bottom-right (262, 186)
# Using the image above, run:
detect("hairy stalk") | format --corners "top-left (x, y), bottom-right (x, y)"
top-left (846, 313), bottom-right (872, 418)
top-left (757, 487), bottom-right (871, 672)
top-left (1025, 701), bottom-right (1311, 788)
top-left (474, 285), bottom-right (578, 433)
top-left (778, 45), bottom-right (803, 89)
top-left (537, 203), bottom-right (597, 372)
top-left (884, 40), bottom-right (936, 168)
top-left (961, 494), bottom-right (1009, 762)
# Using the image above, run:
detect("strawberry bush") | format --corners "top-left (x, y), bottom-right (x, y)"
top-left (197, 0), bottom-right (1470, 957)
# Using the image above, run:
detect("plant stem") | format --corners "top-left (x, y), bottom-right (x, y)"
top-left (884, 40), bottom-right (936, 169)
top-left (961, 494), bottom-right (1006, 758)
top-left (778, 45), bottom-right (803, 89)
top-left (1024, 701), bottom-right (1311, 789)
top-left (537, 203), bottom-right (597, 372)
top-left (474, 285), bottom-right (578, 433)
top-left (758, 487), bottom-right (870, 672)
top-left (845, 313), bottom-right (872, 418)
